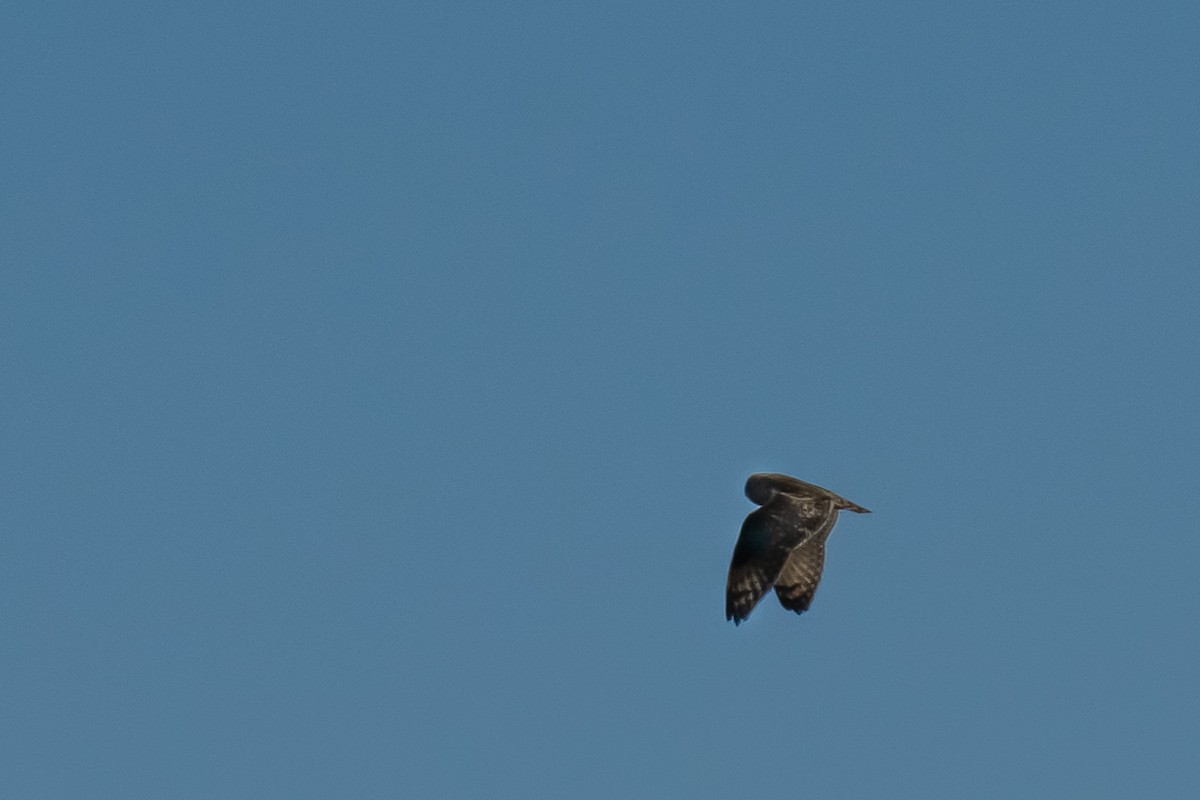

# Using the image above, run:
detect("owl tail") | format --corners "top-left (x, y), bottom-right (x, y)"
top-left (836, 497), bottom-right (870, 514)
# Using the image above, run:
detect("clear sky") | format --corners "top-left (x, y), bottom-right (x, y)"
top-left (4, 2), bottom-right (1199, 797)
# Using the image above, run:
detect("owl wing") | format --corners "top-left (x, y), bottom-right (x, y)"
top-left (772, 519), bottom-right (832, 615)
top-left (726, 502), bottom-right (828, 625)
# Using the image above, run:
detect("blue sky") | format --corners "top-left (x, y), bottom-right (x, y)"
top-left (4, 1), bottom-right (1199, 797)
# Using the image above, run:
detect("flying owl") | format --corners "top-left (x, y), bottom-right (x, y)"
top-left (726, 473), bottom-right (870, 625)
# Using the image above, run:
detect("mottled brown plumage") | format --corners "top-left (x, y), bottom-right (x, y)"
top-left (726, 473), bottom-right (869, 625)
